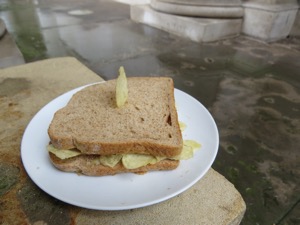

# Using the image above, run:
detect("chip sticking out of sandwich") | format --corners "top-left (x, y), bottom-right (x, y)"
top-left (47, 68), bottom-right (200, 176)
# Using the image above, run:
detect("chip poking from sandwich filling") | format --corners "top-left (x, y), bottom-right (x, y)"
top-left (116, 66), bottom-right (128, 108)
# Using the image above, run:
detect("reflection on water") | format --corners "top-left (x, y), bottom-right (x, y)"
top-left (0, 0), bottom-right (47, 61)
top-left (0, 0), bottom-right (133, 62)
top-left (0, 0), bottom-right (98, 61)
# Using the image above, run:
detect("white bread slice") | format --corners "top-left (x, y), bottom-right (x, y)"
top-left (48, 77), bottom-right (183, 157)
top-left (49, 153), bottom-right (179, 176)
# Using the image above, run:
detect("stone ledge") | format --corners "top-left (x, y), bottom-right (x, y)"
top-left (130, 5), bottom-right (242, 43)
top-left (75, 169), bottom-right (246, 225)
top-left (0, 57), bottom-right (246, 224)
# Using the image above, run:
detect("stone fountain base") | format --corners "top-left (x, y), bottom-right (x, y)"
top-left (131, 4), bottom-right (242, 43)
top-left (130, 0), bottom-right (299, 43)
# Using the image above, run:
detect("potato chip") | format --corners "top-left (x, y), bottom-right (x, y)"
top-left (179, 121), bottom-right (187, 132)
top-left (122, 154), bottom-right (157, 169)
top-left (170, 140), bottom-right (201, 160)
top-left (47, 144), bottom-right (81, 159)
top-left (116, 66), bottom-right (128, 107)
top-left (99, 154), bottom-right (122, 168)
top-left (171, 144), bottom-right (193, 160)
top-left (184, 140), bottom-right (202, 151)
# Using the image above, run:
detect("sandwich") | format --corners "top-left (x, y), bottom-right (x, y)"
top-left (47, 68), bottom-right (198, 176)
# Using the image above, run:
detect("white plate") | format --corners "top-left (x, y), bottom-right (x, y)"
top-left (21, 83), bottom-right (219, 210)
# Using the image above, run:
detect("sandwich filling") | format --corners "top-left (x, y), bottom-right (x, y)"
top-left (47, 140), bottom-right (200, 170)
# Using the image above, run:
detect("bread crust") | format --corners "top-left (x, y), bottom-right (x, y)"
top-left (48, 77), bottom-right (183, 157)
top-left (49, 153), bottom-right (180, 176)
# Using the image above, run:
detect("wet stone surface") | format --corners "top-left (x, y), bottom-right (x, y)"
top-left (0, 78), bottom-right (31, 97)
top-left (18, 181), bottom-right (71, 225)
top-left (0, 163), bottom-right (19, 196)
top-left (211, 76), bottom-right (300, 224)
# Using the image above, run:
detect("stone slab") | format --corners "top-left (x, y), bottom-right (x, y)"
top-left (242, 2), bottom-right (299, 42)
top-left (0, 57), bottom-right (246, 224)
top-left (75, 169), bottom-right (246, 225)
top-left (131, 5), bottom-right (242, 42)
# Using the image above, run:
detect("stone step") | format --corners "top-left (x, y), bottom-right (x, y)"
top-left (130, 4), bottom-right (242, 43)
top-left (242, 1), bottom-right (299, 42)
top-left (156, 0), bottom-right (242, 7)
top-left (151, 0), bottom-right (244, 18)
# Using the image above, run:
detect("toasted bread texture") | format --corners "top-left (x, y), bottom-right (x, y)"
top-left (49, 153), bottom-right (179, 176)
top-left (48, 77), bottom-right (182, 157)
